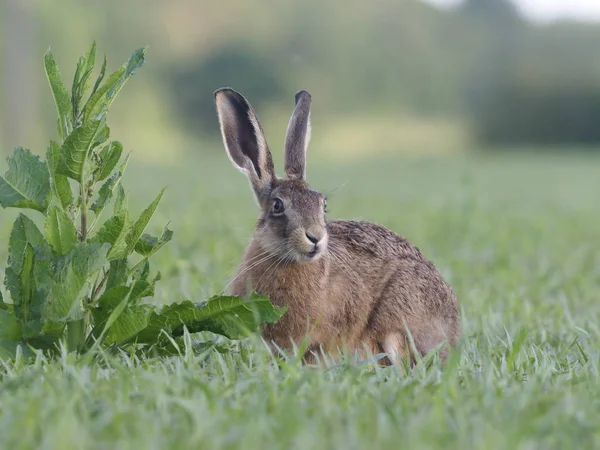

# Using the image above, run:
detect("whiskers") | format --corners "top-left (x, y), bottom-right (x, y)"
top-left (223, 238), bottom-right (293, 294)
top-left (326, 240), bottom-right (356, 277)
top-left (254, 245), bottom-right (297, 291)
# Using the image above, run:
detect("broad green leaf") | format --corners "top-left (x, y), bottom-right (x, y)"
top-left (90, 152), bottom-right (130, 216)
top-left (7, 215), bottom-right (48, 259)
top-left (72, 41), bottom-right (97, 120)
top-left (134, 224), bottom-right (173, 258)
top-left (45, 206), bottom-right (77, 255)
top-left (96, 141), bottom-right (123, 181)
top-left (57, 119), bottom-right (104, 182)
top-left (93, 211), bottom-right (132, 261)
top-left (42, 243), bottom-right (109, 321)
top-left (83, 47), bottom-right (147, 121)
top-left (46, 141), bottom-right (73, 209)
top-left (135, 294), bottom-right (287, 343)
top-left (0, 147), bottom-right (51, 213)
top-left (105, 259), bottom-right (128, 290)
top-left (128, 188), bottom-right (165, 252)
top-left (44, 50), bottom-right (73, 140)
top-left (104, 305), bottom-right (149, 345)
top-left (0, 310), bottom-right (22, 340)
top-left (92, 283), bottom-right (152, 345)
top-left (4, 214), bottom-right (49, 316)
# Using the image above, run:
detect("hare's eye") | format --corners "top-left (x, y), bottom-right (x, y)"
top-left (272, 198), bottom-right (285, 215)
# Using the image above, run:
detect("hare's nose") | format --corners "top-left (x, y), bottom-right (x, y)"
top-left (305, 232), bottom-right (320, 244)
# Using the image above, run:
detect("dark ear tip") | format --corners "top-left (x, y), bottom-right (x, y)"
top-left (214, 87), bottom-right (238, 100)
top-left (294, 90), bottom-right (311, 105)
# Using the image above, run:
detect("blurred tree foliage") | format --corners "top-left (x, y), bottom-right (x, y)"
top-left (169, 46), bottom-right (285, 134)
top-left (460, 0), bottom-right (600, 147)
top-left (2, 0), bottom-right (600, 152)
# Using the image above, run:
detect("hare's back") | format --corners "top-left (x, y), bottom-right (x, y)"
top-left (327, 219), bottom-right (460, 353)
top-left (326, 219), bottom-right (455, 310)
top-left (326, 220), bottom-right (425, 260)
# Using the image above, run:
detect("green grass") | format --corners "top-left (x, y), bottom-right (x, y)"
top-left (1, 149), bottom-right (600, 449)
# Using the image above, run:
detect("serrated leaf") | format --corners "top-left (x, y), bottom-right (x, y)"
top-left (72, 41), bottom-right (97, 120)
top-left (93, 211), bottom-right (132, 261)
top-left (57, 119), bottom-right (104, 182)
top-left (0, 147), bottom-right (51, 213)
top-left (134, 224), bottom-right (173, 257)
top-left (44, 50), bottom-right (73, 140)
top-left (128, 188), bottom-right (165, 252)
top-left (0, 310), bottom-right (22, 340)
top-left (46, 141), bottom-right (73, 209)
top-left (135, 293), bottom-right (287, 343)
top-left (45, 206), bottom-right (77, 255)
top-left (83, 47), bottom-right (146, 121)
top-left (96, 141), bottom-right (123, 181)
top-left (42, 243), bottom-right (109, 321)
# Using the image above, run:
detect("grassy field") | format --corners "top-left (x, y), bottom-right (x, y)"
top-left (1, 149), bottom-right (600, 449)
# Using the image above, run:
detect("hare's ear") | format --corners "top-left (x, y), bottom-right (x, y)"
top-left (284, 90), bottom-right (311, 180)
top-left (215, 88), bottom-right (276, 204)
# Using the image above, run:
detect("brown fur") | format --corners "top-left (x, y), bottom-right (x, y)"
top-left (214, 88), bottom-right (460, 368)
top-left (229, 213), bottom-right (460, 366)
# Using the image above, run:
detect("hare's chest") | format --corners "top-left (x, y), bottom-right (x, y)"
top-left (250, 265), bottom-right (323, 312)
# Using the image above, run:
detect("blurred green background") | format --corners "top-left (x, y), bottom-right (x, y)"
top-left (2, 0), bottom-right (600, 162)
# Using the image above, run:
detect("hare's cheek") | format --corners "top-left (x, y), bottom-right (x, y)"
top-left (256, 218), bottom-right (289, 248)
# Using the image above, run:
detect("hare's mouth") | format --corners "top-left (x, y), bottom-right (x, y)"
top-left (286, 230), bottom-right (328, 263)
top-left (297, 245), bottom-right (324, 262)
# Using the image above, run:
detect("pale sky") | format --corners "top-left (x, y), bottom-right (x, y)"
top-left (425, 0), bottom-right (600, 22)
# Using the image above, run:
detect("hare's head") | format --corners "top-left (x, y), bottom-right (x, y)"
top-left (215, 88), bottom-right (327, 263)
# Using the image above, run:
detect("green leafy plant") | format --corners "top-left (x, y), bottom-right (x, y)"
top-left (0, 43), bottom-right (285, 360)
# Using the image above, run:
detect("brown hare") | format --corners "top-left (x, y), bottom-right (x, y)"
top-left (214, 88), bottom-right (460, 367)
